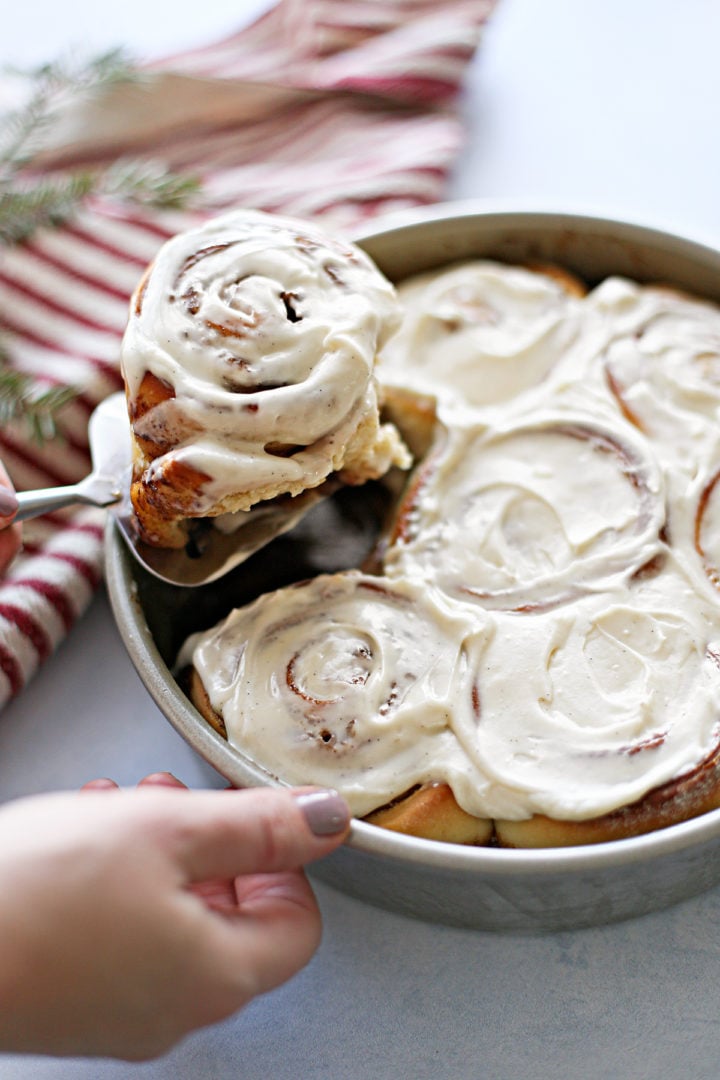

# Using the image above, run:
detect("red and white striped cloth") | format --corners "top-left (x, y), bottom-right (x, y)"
top-left (0, 0), bottom-right (497, 708)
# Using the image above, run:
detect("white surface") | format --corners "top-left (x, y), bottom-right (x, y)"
top-left (3, 0), bottom-right (720, 1076)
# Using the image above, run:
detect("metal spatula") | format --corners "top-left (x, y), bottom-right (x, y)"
top-left (14, 392), bottom-right (330, 587)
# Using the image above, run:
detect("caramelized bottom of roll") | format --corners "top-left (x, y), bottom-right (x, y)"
top-left (187, 665), bottom-right (720, 848)
top-left (523, 261), bottom-right (587, 298)
top-left (366, 784), bottom-right (493, 845)
top-left (496, 743), bottom-right (720, 848)
top-left (189, 668), bottom-right (227, 739)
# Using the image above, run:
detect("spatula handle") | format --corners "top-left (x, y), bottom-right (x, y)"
top-left (15, 485), bottom-right (104, 522)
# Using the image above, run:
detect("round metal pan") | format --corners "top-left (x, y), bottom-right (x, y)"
top-left (105, 203), bottom-right (720, 932)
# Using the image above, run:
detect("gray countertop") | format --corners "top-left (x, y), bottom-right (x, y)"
top-left (2, 1), bottom-right (720, 1075)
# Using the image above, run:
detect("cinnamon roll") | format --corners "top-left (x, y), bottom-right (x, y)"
top-left (453, 560), bottom-right (720, 829)
top-left (594, 277), bottom-right (720, 468)
top-left (383, 415), bottom-right (665, 611)
top-left (121, 209), bottom-right (410, 548)
top-left (178, 570), bottom-right (493, 833)
top-left (378, 259), bottom-right (586, 409)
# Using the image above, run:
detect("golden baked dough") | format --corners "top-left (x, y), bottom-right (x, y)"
top-left (494, 743), bottom-right (720, 848)
top-left (365, 785), bottom-right (493, 845)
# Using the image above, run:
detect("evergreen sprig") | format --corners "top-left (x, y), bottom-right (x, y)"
top-left (0, 49), bottom-right (202, 443)
top-left (0, 363), bottom-right (78, 444)
top-left (0, 48), bottom-right (139, 177)
top-left (0, 173), bottom-right (96, 245)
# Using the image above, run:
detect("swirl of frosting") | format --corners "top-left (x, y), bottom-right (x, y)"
top-left (121, 209), bottom-right (408, 546)
top-left (378, 259), bottom-right (585, 409)
top-left (178, 572), bottom-right (490, 817)
top-left (384, 415), bottom-right (666, 610)
top-left (593, 278), bottom-right (720, 468)
top-left (452, 559), bottom-right (720, 821)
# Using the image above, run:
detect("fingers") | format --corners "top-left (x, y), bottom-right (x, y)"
top-left (137, 772), bottom-right (186, 789)
top-left (80, 772), bottom-right (184, 792)
top-left (80, 778), bottom-right (119, 791)
top-left (0, 462), bottom-right (17, 516)
top-left (208, 868), bottom-right (324, 998)
top-left (77, 779), bottom-right (350, 879)
top-left (0, 491), bottom-right (17, 520)
top-left (64, 781), bottom-right (345, 1013)
top-left (130, 773), bottom-right (239, 912)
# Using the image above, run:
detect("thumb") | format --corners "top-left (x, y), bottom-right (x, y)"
top-left (164, 786), bottom-right (351, 884)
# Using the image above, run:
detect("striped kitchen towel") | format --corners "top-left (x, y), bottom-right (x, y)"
top-left (0, 0), bottom-right (497, 707)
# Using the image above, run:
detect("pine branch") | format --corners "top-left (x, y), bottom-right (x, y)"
top-left (0, 47), bottom-right (201, 236)
top-left (0, 49), bottom-right (140, 178)
top-left (0, 162), bottom-right (201, 245)
top-left (0, 174), bottom-right (95, 244)
top-left (0, 364), bottom-right (77, 444)
top-left (0, 49), bottom-right (203, 444)
top-left (99, 158), bottom-right (202, 210)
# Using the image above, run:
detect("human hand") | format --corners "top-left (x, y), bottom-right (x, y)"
top-left (0, 778), bottom-right (350, 1061)
top-left (0, 463), bottom-right (20, 573)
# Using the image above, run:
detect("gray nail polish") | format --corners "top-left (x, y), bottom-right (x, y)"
top-left (296, 790), bottom-right (350, 836)
top-left (0, 489), bottom-right (18, 518)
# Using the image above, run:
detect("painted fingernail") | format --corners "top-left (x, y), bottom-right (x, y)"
top-left (142, 771), bottom-right (183, 786)
top-left (295, 790), bottom-right (350, 836)
top-left (0, 489), bottom-right (18, 518)
top-left (80, 777), bottom-right (118, 791)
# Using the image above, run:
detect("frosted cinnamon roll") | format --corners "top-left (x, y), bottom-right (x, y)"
top-left (378, 259), bottom-right (585, 409)
top-left (494, 738), bottom-right (720, 847)
top-left (592, 277), bottom-right (720, 469)
top-left (178, 570), bottom-right (493, 832)
top-left (121, 209), bottom-right (410, 548)
top-left (451, 561), bottom-right (720, 827)
top-left (383, 415), bottom-right (666, 611)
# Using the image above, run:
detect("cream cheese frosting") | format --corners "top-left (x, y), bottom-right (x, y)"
top-left (591, 278), bottom-right (720, 473)
top-left (454, 557), bottom-right (720, 820)
top-left (378, 260), bottom-right (584, 409)
top-left (383, 414), bottom-right (665, 611)
top-left (180, 257), bottom-right (720, 827)
top-left (178, 572), bottom-right (492, 818)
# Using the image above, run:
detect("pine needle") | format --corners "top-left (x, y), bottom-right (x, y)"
top-left (0, 365), bottom-right (77, 444)
top-left (100, 158), bottom-right (202, 210)
top-left (0, 174), bottom-right (95, 244)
